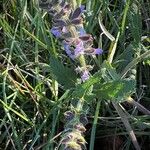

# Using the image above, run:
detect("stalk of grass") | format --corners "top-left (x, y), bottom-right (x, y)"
top-left (112, 103), bottom-right (141, 150)
top-left (121, 50), bottom-right (150, 78)
top-left (89, 100), bottom-right (101, 150)
top-left (1, 20), bottom-right (24, 150)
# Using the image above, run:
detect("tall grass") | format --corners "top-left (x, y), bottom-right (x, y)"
top-left (0, 0), bottom-right (150, 149)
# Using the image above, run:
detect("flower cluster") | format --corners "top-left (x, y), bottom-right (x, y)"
top-left (39, 0), bottom-right (103, 82)
top-left (39, 0), bottom-right (102, 149)
top-left (60, 111), bottom-right (88, 150)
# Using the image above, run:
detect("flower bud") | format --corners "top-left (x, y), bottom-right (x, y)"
top-left (64, 111), bottom-right (75, 121)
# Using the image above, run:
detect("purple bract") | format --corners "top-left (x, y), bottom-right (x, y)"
top-left (81, 70), bottom-right (90, 81)
top-left (50, 27), bottom-right (62, 38)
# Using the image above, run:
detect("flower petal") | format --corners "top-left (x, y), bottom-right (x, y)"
top-left (50, 27), bottom-right (62, 37)
top-left (84, 48), bottom-right (103, 55)
top-left (81, 70), bottom-right (90, 81)
top-left (63, 43), bottom-right (75, 59)
top-left (71, 17), bottom-right (83, 25)
top-left (80, 5), bottom-right (85, 12)
top-left (74, 41), bottom-right (84, 57)
top-left (54, 19), bottom-right (67, 27)
top-left (71, 7), bottom-right (82, 20)
top-left (78, 27), bottom-right (86, 36)
top-left (79, 34), bottom-right (92, 41)
top-left (94, 48), bottom-right (103, 54)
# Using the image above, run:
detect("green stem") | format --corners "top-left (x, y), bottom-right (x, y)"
top-left (121, 50), bottom-right (150, 78)
top-left (107, 31), bottom-right (120, 63)
top-left (89, 100), bottom-right (101, 150)
top-left (121, 0), bottom-right (131, 35)
top-left (78, 55), bottom-right (87, 68)
top-left (76, 97), bottom-right (84, 112)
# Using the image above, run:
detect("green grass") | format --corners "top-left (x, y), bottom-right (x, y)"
top-left (0, 0), bottom-right (150, 149)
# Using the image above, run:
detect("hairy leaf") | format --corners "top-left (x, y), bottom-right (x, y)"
top-left (96, 79), bottom-right (136, 102)
top-left (101, 61), bottom-right (120, 81)
top-left (49, 56), bottom-right (77, 89)
top-left (72, 71), bottom-right (102, 99)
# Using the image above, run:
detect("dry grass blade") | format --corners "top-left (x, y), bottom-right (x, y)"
top-left (127, 97), bottom-right (150, 115)
top-left (112, 102), bottom-right (141, 150)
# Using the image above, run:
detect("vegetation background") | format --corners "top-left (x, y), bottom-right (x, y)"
top-left (0, 0), bottom-right (150, 149)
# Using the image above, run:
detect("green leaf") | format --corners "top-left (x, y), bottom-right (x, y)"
top-left (96, 79), bottom-right (136, 102)
top-left (128, 3), bottom-right (142, 44)
top-left (101, 61), bottom-right (120, 81)
top-left (115, 43), bottom-right (135, 72)
top-left (49, 56), bottom-right (77, 89)
top-left (72, 70), bottom-right (102, 99)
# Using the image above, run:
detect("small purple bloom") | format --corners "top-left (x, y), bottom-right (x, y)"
top-left (74, 41), bottom-right (84, 57)
top-left (78, 27), bottom-right (86, 36)
top-left (63, 42), bottom-right (74, 59)
top-left (93, 48), bottom-right (103, 55)
top-left (84, 48), bottom-right (103, 55)
top-left (81, 70), bottom-right (90, 82)
top-left (50, 27), bottom-right (61, 37)
top-left (80, 5), bottom-right (85, 12)
top-left (62, 26), bottom-right (68, 33)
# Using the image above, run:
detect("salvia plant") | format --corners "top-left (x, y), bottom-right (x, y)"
top-left (1, 0), bottom-right (150, 149)
top-left (38, 0), bottom-right (150, 150)
top-left (39, 0), bottom-right (103, 149)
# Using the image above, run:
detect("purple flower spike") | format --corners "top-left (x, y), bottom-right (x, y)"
top-left (94, 48), bottom-right (103, 55)
top-left (50, 27), bottom-right (61, 38)
top-left (81, 70), bottom-right (90, 82)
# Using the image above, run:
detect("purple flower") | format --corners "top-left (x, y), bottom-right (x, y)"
top-left (50, 27), bottom-right (62, 37)
top-left (80, 5), bottom-right (85, 12)
top-left (70, 7), bottom-right (82, 20)
top-left (74, 41), bottom-right (84, 57)
top-left (68, 6), bottom-right (85, 26)
top-left (84, 48), bottom-right (103, 55)
top-left (93, 48), bottom-right (103, 55)
top-left (62, 26), bottom-right (68, 33)
top-left (63, 42), bottom-right (75, 59)
top-left (78, 27), bottom-right (86, 36)
top-left (81, 70), bottom-right (90, 82)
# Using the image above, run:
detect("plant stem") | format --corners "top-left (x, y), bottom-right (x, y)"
top-left (89, 100), bottom-right (101, 150)
top-left (107, 31), bottom-right (120, 63)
